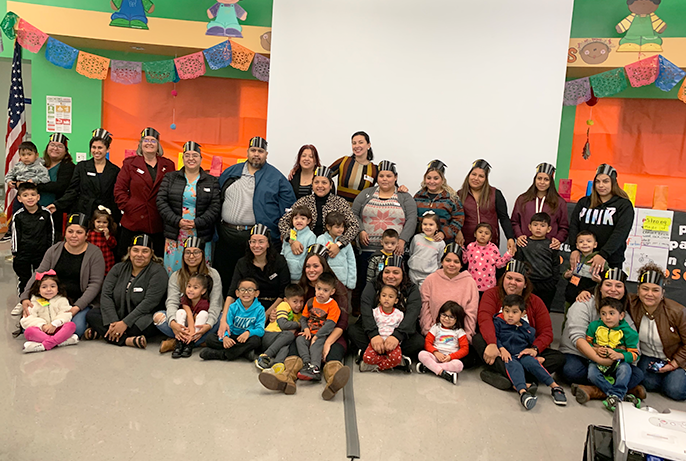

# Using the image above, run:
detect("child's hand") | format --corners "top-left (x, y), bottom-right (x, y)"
top-left (237, 331), bottom-right (250, 343)
top-left (563, 269), bottom-right (572, 279)
top-left (103, 228), bottom-right (110, 239)
top-left (7, 181), bottom-right (16, 189)
top-left (27, 179), bottom-right (34, 183)
top-left (223, 336), bottom-right (235, 348)
top-left (41, 323), bottom-right (51, 333)
top-left (607, 349), bottom-right (623, 361)
top-left (300, 328), bottom-right (311, 340)
top-left (591, 274), bottom-right (602, 283)
top-left (499, 347), bottom-right (512, 363)
top-left (433, 351), bottom-right (447, 362)
top-left (187, 321), bottom-right (195, 334)
top-left (518, 348), bottom-right (538, 358)
top-left (45, 324), bottom-right (57, 335)
top-left (290, 240), bottom-right (304, 255)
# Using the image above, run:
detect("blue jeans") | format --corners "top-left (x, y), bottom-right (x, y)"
top-left (154, 310), bottom-right (219, 345)
top-left (73, 307), bottom-right (91, 338)
top-left (562, 353), bottom-right (645, 390)
top-left (587, 361), bottom-right (631, 399)
top-left (505, 355), bottom-right (554, 392)
top-left (637, 355), bottom-right (686, 401)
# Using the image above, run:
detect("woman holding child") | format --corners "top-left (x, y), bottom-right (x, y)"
top-left (39, 134), bottom-right (76, 233)
top-left (413, 160), bottom-right (464, 244)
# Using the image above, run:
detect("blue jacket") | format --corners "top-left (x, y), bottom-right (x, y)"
top-left (316, 232), bottom-right (357, 290)
top-left (281, 226), bottom-right (317, 281)
top-left (219, 162), bottom-right (296, 238)
top-left (225, 298), bottom-right (266, 338)
top-left (494, 314), bottom-right (536, 356)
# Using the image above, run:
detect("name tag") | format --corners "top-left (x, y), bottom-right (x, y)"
top-left (136, 168), bottom-right (145, 175)
top-left (133, 287), bottom-right (143, 293)
top-left (364, 175), bottom-right (374, 183)
top-left (87, 172), bottom-right (96, 177)
top-left (203, 187), bottom-right (211, 192)
top-left (378, 262), bottom-right (384, 272)
top-left (269, 273), bottom-right (277, 280)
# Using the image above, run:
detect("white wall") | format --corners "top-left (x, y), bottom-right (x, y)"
top-left (267, 0), bottom-right (574, 210)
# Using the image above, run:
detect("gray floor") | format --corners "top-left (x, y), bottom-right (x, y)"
top-left (1, 247), bottom-right (684, 461)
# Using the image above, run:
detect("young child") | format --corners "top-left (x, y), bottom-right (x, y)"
top-left (366, 228), bottom-right (399, 283)
top-left (513, 212), bottom-right (560, 310)
top-left (416, 301), bottom-right (469, 385)
top-left (316, 211), bottom-right (356, 290)
top-left (296, 273), bottom-right (341, 381)
top-left (5, 141), bottom-right (50, 191)
top-left (281, 205), bottom-right (317, 282)
top-left (87, 206), bottom-right (118, 275)
top-left (494, 294), bottom-right (567, 410)
top-left (20, 272), bottom-right (79, 353)
top-left (172, 274), bottom-right (212, 359)
top-left (360, 285), bottom-right (405, 372)
top-left (563, 231), bottom-right (608, 304)
top-left (200, 278), bottom-right (265, 361)
top-left (257, 283), bottom-right (305, 373)
top-left (463, 223), bottom-right (512, 294)
top-left (585, 297), bottom-right (640, 412)
top-left (10, 182), bottom-right (55, 296)
top-left (408, 211), bottom-right (446, 287)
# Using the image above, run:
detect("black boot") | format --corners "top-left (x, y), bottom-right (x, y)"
top-left (172, 340), bottom-right (185, 359)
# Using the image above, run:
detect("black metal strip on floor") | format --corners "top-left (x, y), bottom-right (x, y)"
top-left (343, 354), bottom-right (360, 460)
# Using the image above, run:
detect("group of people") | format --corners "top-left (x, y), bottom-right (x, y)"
top-left (7, 128), bottom-right (686, 407)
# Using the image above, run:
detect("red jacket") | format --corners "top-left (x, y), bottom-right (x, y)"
top-left (114, 155), bottom-right (175, 234)
top-left (477, 286), bottom-right (553, 353)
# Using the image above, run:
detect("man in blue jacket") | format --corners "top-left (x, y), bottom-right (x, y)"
top-left (215, 137), bottom-right (296, 296)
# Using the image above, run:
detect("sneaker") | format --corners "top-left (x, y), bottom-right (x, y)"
top-left (23, 341), bottom-right (45, 353)
top-left (359, 362), bottom-right (379, 372)
top-left (520, 391), bottom-right (538, 410)
top-left (480, 369), bottom-right (513, 390)
top-left (171, 340), bottom-right (185, 359)
top-left (11, 302), bottom-right (23, 316)
top-left (355, 348), bottom-right (363, 364)
top-left (440, 370), bottom-right (458, 385)
top-left (551, 386), bottom-right (567, 406)
top-left (297, 363), bottom-right (321, 381)
top-left (414, 362), bottom-right (428, 374)
top-left (624, 394), bottom-right (641, 409)
top-left (603, 395), bottom-right (621, 412)
top-left (255, 354), bottom-right (272, 370)
top-left (57, 334), bottom-right (79, 348)
top-left (395, 355), bottom-right (412, 373)
top-left (0, 232), bottom-right (11, 242)
top-left (199, 348), bottom-right (227, 361)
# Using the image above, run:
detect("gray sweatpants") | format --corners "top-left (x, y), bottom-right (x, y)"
top-left (296, 334), bottom-right (328, 368)
top-left (262, 331), bottom-right (296, 364)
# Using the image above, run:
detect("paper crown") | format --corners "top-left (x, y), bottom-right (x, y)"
top-left (141, 127), bottom-right (160, 140)
top-left (183, 236), bottom-right (205, 250)
top-left (132, 234), bottom-right (153, 248)
top-left (638, 269), bottom-right (665, 287)
top-left (91, 128), bottom-right (113, 143)
top-left (384, 254), bottom-right (404, 268)
top-left (49, 133), bottom-right (69, 146)
top-left (250, 223), bottom-right (270, 237)
top-left (183, 141), bottom-right (202, 155)
top-left (66, 213), bottom-right (87, 228)
top-left (314, 166), bottom-right (333, 179)
top-left (505, 260), bottom-right (528, 276)
top-left (427, 160), bottom-right (447, 173)
top-left (378, 160), bottom-right (397, 174)
top-left (472, 159), bottom-right (491, 172)
top-left (249, 136), bottom-right (268, 150)
top-left (596, 163), bottom-right (617, 179)
top-left (536, 163), bottom-right (556, 177)
top-left (443, 242), bottom-right (463, 259)
top-left (307, 243), bottom-right (328, 257)
top-left (603, 267), bottom-right (628, 282)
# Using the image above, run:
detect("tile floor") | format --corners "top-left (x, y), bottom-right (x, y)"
top-left (1, 250), bottom-right (684, 461)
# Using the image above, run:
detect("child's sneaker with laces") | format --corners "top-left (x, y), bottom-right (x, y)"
top-left (440, 370), bottom-right (458, 385)
top-left (359, 362), bottom-right (379, 372)
top-left (603, 395), bottom-right (621, 412)
top-left (395, 355), bottom-right (412, 373)
top-left (255, 354), bottom-right (272, 370)
top-left (520, 391), bottom-right (537, 410)
top-left (551, 386), bottom-right (567, 406)
top-left (624, 393), bottom-right (641, 409)
top-left (297, 363), bottom-right (321, 381)
top-left (414, 363), bottom-right (428, 374)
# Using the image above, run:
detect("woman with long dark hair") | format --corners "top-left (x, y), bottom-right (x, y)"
top-left (288, 144), bottom-right (321, 199)
top-left (328, 131), bottom-right (378, 203)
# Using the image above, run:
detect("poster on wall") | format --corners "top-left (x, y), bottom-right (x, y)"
top-left (624, 208), bottom-right (673, 281)
top-left (46, 96), bottom-right (72, 133)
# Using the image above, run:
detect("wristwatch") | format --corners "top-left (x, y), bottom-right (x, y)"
top-left (531, 345), bottom-right (539, 354)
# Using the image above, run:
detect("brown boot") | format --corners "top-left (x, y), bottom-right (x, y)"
top-left (159, 338), bottom-right (177, 354)
top-left (573, 384), bottom-right (606, 404)
top-left (627, 385), bottom-right (646, 400)
top-left (259, 356), bottom-right (303, 395)
top-left (321, 361), bottom-right (351, 401)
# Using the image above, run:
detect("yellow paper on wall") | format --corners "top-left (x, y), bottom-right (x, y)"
top-left (643, 216), bottom-right (671, 232)
top-left (623, 183), bottom-right (637, 206)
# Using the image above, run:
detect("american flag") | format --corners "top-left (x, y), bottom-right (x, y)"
top-left (4, 41), bottom-right (27, 218)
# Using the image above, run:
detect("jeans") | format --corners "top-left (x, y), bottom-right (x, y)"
top-left (505, 355), bottom-right (554, 392)
top-left (637, 355), bottom-right (686, 401)
top-left (562, 353), bottom-right (645, 390)
top-left (588, 361), bottom-right (631, 399)
top-left (154, 310), bottom-right (219, 345)
top-left (72, 307), bottom-right (91, 338)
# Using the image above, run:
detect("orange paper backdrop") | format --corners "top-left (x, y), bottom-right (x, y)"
top-left (102, 74), bottom-right (268, 170)
top-left (569, 99), bottom-right (686, 211)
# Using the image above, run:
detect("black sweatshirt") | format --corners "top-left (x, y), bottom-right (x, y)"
top-left (514, 238), bottom-right (559, 281)
top-left (10, 206), bottom-right (55, 257)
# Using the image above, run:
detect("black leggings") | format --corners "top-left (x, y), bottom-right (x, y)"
top-left (206, 333), bottom-right (261, 361)
top-left (86, 308), bottom-right (158, 346)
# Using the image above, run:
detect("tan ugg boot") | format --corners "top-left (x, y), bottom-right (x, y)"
top-left (573, 384), bottom-right (606, 404)
top-left (259, 356), bottom-right (303, 395)
top-left (321, 361), bottom-right (351, 401)
top-left (627, 385), bottom-right (647, 400)
top-left (159, 338), bottom-right (177, 354)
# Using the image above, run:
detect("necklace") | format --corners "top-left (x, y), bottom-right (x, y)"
top-left (643, 304), bottom-right (657, 320)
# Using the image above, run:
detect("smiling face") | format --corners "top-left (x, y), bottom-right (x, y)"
top-left (299, 148), bottom-right (315, 170)
top-left (90, 141), bottom-right (108, 162)
top-left (183, 246), bottom-right (204, 270)
top-left (442, 252), bottom-right (462, 277)
top-left (468, 168), bottom-right (486, 190)
top-left (185, 279), bottom-right (207, 301)
top-left (312, 176), bottom-right (331, 197)
top-left (421, 219), bottom-right (438, 237)
top-left (141, 136), bottom-right (158, 155)
top-left (638, 282), bottom-right (663, 308)
top-left (18, 189), bottom-right (39, 208)
top-left (580, 42), bottom-right (610, 65)
top-left (382, 266), bottom-right (403, 287)
top-left (534, 173), bottom-right (551, 194)
top-left (599, 305), bottom-right (624, 329)
top-left (503, 272), bottom-right (526, 296)
top-left (594, 174), bottom-right (613, 198)
top-left (351, 135), bottom-right (369, 160)
top-left (249, 234), bottom-right (269, 258)
top-left (576, 234), bottom-right (597, 255)
top-left (236, 280), bottom-right (259, 305)
top-left (424, 171), bottom-right (444, 194)
top-left (292, 214), bottom-right (311, 231)
top-left (64, 225), bottom-right (87, 249)
top-left (47, 141), bottom-right (67, 164)
top-left (183, 150), bottom-right (201, 171)
top-left (39, 278), bottom-right (59, 300)
top-left (286, 295), bottom-right (305, 314)
top-left (129, 245), bottom-right (153, 269)
top-left (599, 279), bottom-right (625, 300)
top-left (304, 256), bottom-right (324, 283)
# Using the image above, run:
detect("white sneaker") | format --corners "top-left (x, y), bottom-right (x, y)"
top-left (57, 334), bottom-right (79, 347)
top-left (23, 341), bottom-right (45, 353)
top-left (11, 302), bottom-right (23, 316)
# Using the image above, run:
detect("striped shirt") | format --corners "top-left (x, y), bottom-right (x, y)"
top-left (221, 163), bottom-right (256, 226)
top-left (329, 155), bottom-right (377, 203)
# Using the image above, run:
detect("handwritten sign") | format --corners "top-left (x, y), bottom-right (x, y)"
top-left (643, 216), bottom-right (672, 232)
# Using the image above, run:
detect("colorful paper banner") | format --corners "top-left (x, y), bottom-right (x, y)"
top-left (230, 41), bottom-right (255, 72)
top-left (45, 37), bottom-right (79, 69)
top-left (624, 55), bottom-right (659, 88)
top-left (143, 60), bottom-right (176, 84)
top-left (16, 18), bottom-right (48, 53)
top-left (175, 52), bottom-right (206, 80)
top-left (563, 78), bottom-right (591, 106)
top-left (251, 53), bottom-right (270, 82)
top-left (75, 51), bottom-right (110, 80)
top-left (203, 40), bottom-right (232, 70)
top-left (589, 68), bottom-right (628, 98)
top-left (111, 60), bottom-right (142, 85)
top-left (655, 56), bottom-right (686, 92)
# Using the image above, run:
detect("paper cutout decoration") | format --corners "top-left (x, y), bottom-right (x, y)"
top-left (210, 156), bottom-right (223, 177)
top-left (615, 0), bottom-right (667, 52)
top-left (206, 1), bottom-right (247, 38)
top-left (110, 0), bottom-right (155, 30)
top-left (582, 128), bottom-right (591, 160)
top-left (45, 38), bottom-right (79, 69)
top-left (578, 38), bottom-right (612, 65)
top-left (143, 60), bottom-right (175, 84)
top-left (558, 179), bottom-right (572, 202)
top-left (177, 152), bottom-right (184, 170)
top-left (16, 19), bottom-right (48, 53)
top-left (175, 52), bottom-right (206, 80)
top-left (655, 56), bottom-right (686, 92)
top-left (1, 12), bottom-right (19, 40)
top-left (125, 149), bottom-right (137, 158)
top-left (203, 40), bottom-right (232, 70)
top-left (111, 60), bottom-right (143, 85)
top-left (260, 31), bottom-right (272, 51)
top-left (653, 185), bottom-right (668, 210)
top-left (589, 68), bottom-right (628, 98)
top-left (229, 41), bottom-right (255, 71)
top-left (679, 79), bottom-right (686, 104)
top-left (75, 51), bottom-right (110, 80)
top-left (623, 183), bottom-right (637, 206)
top-left (563, 78), bottom-right (591, 106)
top-left (251, 53), bottom-right (269, 82)
top-left (624, 55), bottom-right (659, 88)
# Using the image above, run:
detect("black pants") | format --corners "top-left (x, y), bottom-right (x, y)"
top-left (471, 333), bottom-right (566, 380)
top-left (13, 253), bottom-right (43, 294)
top-left (117, 226), bottom-right (165, 260)
top-left (347, 321), bottom-right (425, 361)
top-left (86, 308), bottom-right (158, 346)
top-left (532, 278), bottom-right (558, 312)
top-left (206, 333), bottom-right (261, 361)
top-left (214, 225), bottom-right (251, 297)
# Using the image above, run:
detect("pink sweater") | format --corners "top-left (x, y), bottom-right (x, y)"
top-left (463, 242), bottom-right (512, 292)
top-left (419, 269), bottom-right (480, 342)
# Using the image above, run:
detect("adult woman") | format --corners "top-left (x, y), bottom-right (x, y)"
top-left (288, 144), bottom-right (321, 199)
top-left (568, 164), bottom-right (634, 273)
top-left (154, 237), bottom-right (223, 355)
top-left (49, 129), bottom-right (121, 222)
top-left (413, 160), bottom-right (464, 243)
top-left (457, 159), bottom-right (516, 255)
top-left (157, 141), bottom-right (220, 274)
top-left (19, 213), bottom-right (105, 337)
top-left (511, 163), bottom-right (568, 250)
top-left (279, 166), bottom-right (359, 259)
top-left (629, 264), bottom-right (686, 401)
top-left (560, 268), bottom-right (645, 403)
top-left (114, 127), bottom-right (175, 259)
top-left (419, 244), bottom-right (478, 339)
top-left (472, 260), bottom-right (565, 390)
top-left (352, 160), bottom-right (417, 257)
top-left (348, 255), bottom-right (425, 364)
top-left (38, 133), bottom-right (76, 232)
top-left (329, 131), bottom-right (378, 203)
top-left (259, 247), bottom-right (351, 400)
top-left (86, 234), bottom-right (168, 348)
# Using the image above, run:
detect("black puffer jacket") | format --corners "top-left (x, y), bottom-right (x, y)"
top-left (157, 168), bottom-right (221, 242)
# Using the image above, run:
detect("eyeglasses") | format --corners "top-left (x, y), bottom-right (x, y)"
top-left (48, 142), bottom-right (65, 149)
top-left (142, 138), bottom-right (158, 145)
top-left (183, 153), bottom-right (201, 159)
top-left (185, 250), bottom-right (203, 256)
top-left (238, 287), bottom-right (256, 294)
top-left (440, 313), bottom-right (456, 320)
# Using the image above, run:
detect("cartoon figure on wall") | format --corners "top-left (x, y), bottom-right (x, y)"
top-left (206, 0), bottom-right (247, 38)
top-left (616, 0), bottom-right (667, 52)
top-left (110, 0), bottom-right (155, 29)
top-left (578, 39), bottom-right (614, 65)
top-left (260, 31), bottom-right (272, 52)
